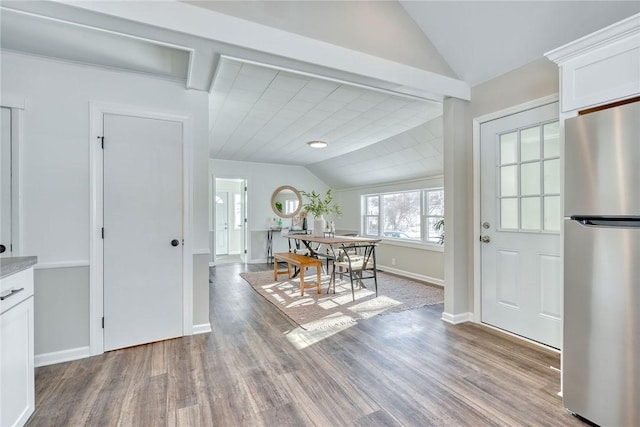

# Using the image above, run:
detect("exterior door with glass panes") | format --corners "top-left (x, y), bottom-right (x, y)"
top-left (480, 102), bottom-right (561, 349)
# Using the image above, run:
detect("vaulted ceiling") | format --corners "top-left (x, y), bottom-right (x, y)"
top-left (209, 58), bottom-right (441, 165)
top-left (1, 1), bottom-right (638, 189)
top-left (400, 1), bottom-right (640, 86)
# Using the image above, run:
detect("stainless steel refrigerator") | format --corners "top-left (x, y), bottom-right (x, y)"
top-left (564, 101), bottom-right (640, 426)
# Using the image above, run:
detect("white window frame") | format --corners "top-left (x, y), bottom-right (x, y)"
top-left (422, 188), bottom-right (445, 243)
top-left (361, 188), bottom-right (444, 247)
top-left (496, 119), bottom-right (561, 234)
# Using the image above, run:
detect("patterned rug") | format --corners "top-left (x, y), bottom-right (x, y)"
top-left (239, 270), bottom-right (443, 330)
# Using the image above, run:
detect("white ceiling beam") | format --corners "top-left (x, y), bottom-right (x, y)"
top-left (54, 0), bottom-right (470, 101)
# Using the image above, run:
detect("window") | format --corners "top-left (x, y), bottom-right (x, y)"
top-left (498, 121), bottom-right (560, 232)
top-left (233, 193), bottom-right (242, 229)
top-left (423, 188), bottom-right (444, 242)
top-left (361, 188), bottom-right (444, 244)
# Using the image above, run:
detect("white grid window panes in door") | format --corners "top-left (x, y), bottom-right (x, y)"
top-left (498, 120), bottom-right (560, 232)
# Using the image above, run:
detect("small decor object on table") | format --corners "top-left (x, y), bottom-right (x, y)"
top-left (300, 189), bottom-right (341, 236)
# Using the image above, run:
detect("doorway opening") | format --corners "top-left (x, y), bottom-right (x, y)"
top-left (213, 177), bottom-right (247, 265)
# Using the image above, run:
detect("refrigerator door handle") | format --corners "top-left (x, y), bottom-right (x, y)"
top-left (571, 215), bottom-right (640, 228)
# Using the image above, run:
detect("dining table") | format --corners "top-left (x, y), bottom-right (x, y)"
top-left (284, 233), bottom-right (381, 295)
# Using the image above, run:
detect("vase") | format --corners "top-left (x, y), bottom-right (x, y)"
top-left (313, 215), bottom-right (326, 236)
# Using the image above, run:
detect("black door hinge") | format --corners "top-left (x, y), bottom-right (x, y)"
top-left (101, 317), bottom-right (104, 329)
top-left (244, 249), bottom-right (247, 254)
top-left (244, 186), bottom-right (247, 192)
top-left (97, 136), bottom-right (104, 149)
top-left (101, 228), bottom-right (104, 239)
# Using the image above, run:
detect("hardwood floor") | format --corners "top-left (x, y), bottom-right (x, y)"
top-left (27, 263), bottom-right (585, 426)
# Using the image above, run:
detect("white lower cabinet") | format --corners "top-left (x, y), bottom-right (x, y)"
top-left (0, 267), bottom-right (35, 427)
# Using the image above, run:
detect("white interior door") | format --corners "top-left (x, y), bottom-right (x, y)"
top-left (240, 182), bottom-right (248, 262)
top-left (480, 102), bottom-right (562, 348)
top-left (215, 191), bottom-right (229, 255)
top-left (1, 107), bottom-right (12, 257)
top-left (103, 113), bottom-right (183, 351)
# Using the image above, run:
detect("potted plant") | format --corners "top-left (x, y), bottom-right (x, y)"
top-left (300, 189), bottom-right (341, 236)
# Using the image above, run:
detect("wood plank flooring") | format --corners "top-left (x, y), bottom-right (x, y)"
top-left (26, 263), bottom-right (586, 426)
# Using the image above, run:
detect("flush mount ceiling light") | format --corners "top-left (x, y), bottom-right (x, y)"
top-left (307, 140), bottom-right (328, 149)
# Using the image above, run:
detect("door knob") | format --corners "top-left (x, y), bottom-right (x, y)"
top-left (480, 236), bottom-right (491, 243)
top-left (171, 239), bottom-right (180, 247)
top-left (0, 244), bottom-right (5, 253)
top-left (482, 222), bottom-right (490, 229)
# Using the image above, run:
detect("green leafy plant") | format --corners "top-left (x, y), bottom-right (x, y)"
top-left (434, 218), bottom-right (445, 245)
top-left (300, 188), bottom-right (342, 217)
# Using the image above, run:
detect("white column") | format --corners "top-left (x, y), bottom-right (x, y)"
top-left (442, 97), bottom-right (473, 323)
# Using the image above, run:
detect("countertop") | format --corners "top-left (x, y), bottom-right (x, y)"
top-left (0, 256), bottom-right (38, 279)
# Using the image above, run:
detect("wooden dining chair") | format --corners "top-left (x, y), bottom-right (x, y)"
top-left (331, 243), bottom-right (378, 301)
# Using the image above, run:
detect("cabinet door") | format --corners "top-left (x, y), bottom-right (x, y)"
top-left (1, 297), bottom-right (35, 427)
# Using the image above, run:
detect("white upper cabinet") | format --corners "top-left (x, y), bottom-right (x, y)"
top-left (546, 13), bottom-right (640, 113)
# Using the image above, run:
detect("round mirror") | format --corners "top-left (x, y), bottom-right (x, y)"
top-left (271, 185), bottom-right (302, 218)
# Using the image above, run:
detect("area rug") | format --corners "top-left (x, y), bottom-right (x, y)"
top-left (239, 270), bottom-right (443, 331)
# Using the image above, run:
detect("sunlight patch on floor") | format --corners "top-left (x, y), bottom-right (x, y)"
top-left (284, 318), bottom-right (355, 350)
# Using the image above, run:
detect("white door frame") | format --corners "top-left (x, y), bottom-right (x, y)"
top-left (472, 94), bottom-right (559, 324)
top-left (1, 94), bottom-right (26, 257)
top-left (89, 101), bottom-right (193, 356)
top-left (211, 175), bottom-right (248, 265)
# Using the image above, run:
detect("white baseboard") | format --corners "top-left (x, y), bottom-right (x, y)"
top-left (192, 248), bottom-right (211, 256)
top-left (376, 265), bottom-right (444, 287)
top-left (193, 323), bottom-right (212, 335)
top-left (35, 346), bottom-right (91, 367)
top-left (441, 311), bottom-right (474, 325)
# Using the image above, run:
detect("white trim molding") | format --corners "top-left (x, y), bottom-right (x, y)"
top-left (545, 12), bottom-right (640, 63)
top-left (1, 93), bottom-right (26, 110)
top-left (192, 323), bottom-right (212, 335)
top-left (192, 248), bottom-right (211, 256)
top-left (376, 265), bottom-right (444, 287)
top-left (441, 312), bottom-right (474, 325)
top-left (1, 98), bottom-right (25, 257)
top-left (472, 94), bottom-right (559, 324)
top-left (546, 13), bottom-right (639, 113)
top-left (35, 346), bottom-right (91, 367)
top-left (33, 260), bottom-right (89, 270)
top-left (89, 101), bottom-right (194, 356)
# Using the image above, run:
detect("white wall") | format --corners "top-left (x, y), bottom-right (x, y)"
top-left (442, 57), bottom-right (559, 321)
top-left (210, 159), bottom-right (328, 262)
top-left (2, 52), bottom-right (210, 261)
top-left (335, 177), bottom-right (444, 285)
top-left (188, 0), bottom-right (456, 78)
top-left (1, 52), bottom-right (210, 360)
